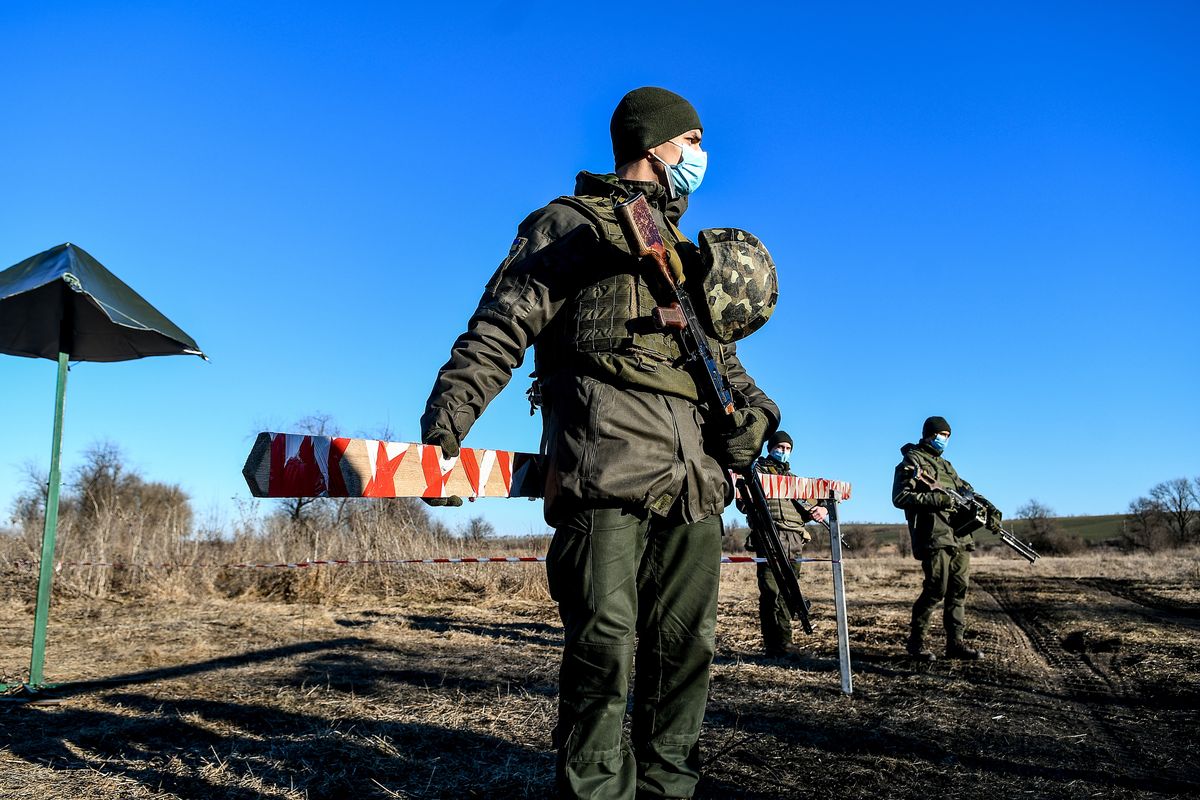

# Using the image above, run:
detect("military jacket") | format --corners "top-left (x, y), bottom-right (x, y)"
top-left (739, 456), bottom-right (812, 560)
top-left (892, 442), bottom-right (977, 556)
top-left (421, 172), bottom-right (779, 526)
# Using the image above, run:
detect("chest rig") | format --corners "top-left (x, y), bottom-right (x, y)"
top-left (546, 193), bottom-right (690, 365)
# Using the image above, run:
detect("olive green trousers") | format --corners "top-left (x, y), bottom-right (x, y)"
top-left (546, 507), bottom-right (723, 800)
top-left (911, 546), bottom-right (971, 641)
top-left (755, 558), bottom-right (801, 653)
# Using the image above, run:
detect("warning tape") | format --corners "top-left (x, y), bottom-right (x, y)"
top-left (5, 556), bottom-right (834, 570)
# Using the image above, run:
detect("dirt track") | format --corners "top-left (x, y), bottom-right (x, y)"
top-left (2, 553), bottom-right (1197, 799)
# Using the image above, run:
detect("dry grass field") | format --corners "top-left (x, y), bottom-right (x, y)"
top-left (2, 548), bottom-right (1198, 799)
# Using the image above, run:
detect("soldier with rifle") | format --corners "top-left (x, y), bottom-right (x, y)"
top-left (893, 415), bottom-right (1035, 662)
top-left (420, 87), bottom-right (786, 800)
top-left (739, 430), bottom-right (828, 658)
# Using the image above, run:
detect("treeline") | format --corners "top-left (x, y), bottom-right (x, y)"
top-left (724, 476), bottom-right (1200, 558)
top-left (1125, 477), bottom-right (1200, 551)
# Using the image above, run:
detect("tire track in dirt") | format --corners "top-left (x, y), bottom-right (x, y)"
top-left (975, 575), bottom-right (1199, 795)
top-left (1073, 577), bottom-right (1200, 626)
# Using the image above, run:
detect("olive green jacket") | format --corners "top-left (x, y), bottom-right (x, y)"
top-left (892, 442), bottom-right (977, 557)
top-left (421, 172), bottom-right (779, 526)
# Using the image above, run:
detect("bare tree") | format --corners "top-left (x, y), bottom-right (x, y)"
top-left (1125, 495), bottom-right (1172, 551)
top-left (1015, 499), bottom-right (1081, 555)
top-left (1148, 478), bottom-right (1198, 545)
top-left (462, 516), bottom-right (495, 545)
top-left (7, 441), bottom-right (193, 578)
top-left (9, 460), bottom-right (50, 528)
top-left (839, 525), bottom-right (879, 553)
top-left (1016, 499), bottom-right (1058, 540)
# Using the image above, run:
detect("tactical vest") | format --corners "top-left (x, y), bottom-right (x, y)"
top-left (536, 194), bottom-right (724, 400)
top-left (550, 194), bottom-right (683, 360)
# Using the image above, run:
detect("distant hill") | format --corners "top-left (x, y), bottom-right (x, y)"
top-left (1027, 514), bottom-right (1128, 544)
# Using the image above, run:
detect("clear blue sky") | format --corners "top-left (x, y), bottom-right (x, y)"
top-left (2, 2), bottom-right (1197, 541)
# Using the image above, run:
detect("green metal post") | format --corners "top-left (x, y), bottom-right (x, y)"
top-left (28, 350), bottom-right (69, 688)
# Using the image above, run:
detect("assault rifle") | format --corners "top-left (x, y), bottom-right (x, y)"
top-left (908, 466), bottom-right (1040, 563)
top-left (614, 192), bottom-right (813, 634)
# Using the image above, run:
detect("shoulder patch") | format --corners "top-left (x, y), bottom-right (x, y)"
top-left (506, 236), bottom-right (528, 262)
top-left (485, 236), bottom-right (530, 296)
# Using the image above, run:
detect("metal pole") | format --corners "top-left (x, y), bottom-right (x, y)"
top-left (28, 350), bottom-right (69, 688)
top-left (827, 490), bottom-right (853, 695)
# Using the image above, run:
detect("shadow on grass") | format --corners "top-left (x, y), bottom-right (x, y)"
top-left (333, 610), bottom-right (563, 648)
top-left (702, 691), bottom-right (1200, 798)
top-left (0, 637), bottom-right (556, 799)
top-left (402, 614), bottom-right (563, 648)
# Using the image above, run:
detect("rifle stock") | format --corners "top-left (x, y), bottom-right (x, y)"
top-left (614, 192), bottom-right (812, 632)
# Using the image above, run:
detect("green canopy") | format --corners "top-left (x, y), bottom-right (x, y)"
top-left (0, 242), bottom-right (205, 361)
top-left (0, 242), bottom-right (205, 696)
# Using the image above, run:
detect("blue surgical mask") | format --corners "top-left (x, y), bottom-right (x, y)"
top-left (769, 447), bottom-right (790, 464)
top-left (929, 434), bottom-right (948, 454)
top-left (653, 140), bottom-right (707, 197)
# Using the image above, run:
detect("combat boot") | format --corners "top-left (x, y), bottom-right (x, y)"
top-left (905, 632), bottom-right (936, 662)
top-left (946, 639), bottom-right (982, 660)
top-left (765, 643), bottom-right (804, 660)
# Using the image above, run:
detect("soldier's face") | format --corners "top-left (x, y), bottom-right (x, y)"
top-left (650, 129), bottom-right (704, 164)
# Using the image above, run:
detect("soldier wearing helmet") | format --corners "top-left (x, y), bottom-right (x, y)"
top-left (421, 87), bottom-right (780, 799)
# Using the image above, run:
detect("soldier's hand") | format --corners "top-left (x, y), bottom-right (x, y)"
top-left (986, 506), bottom-right (1003, 531)
top-left (808, 505), bottom-right (829, 523)
top-left (423, 425), bottom-right (460, 458)
top-left (934, 492), bottom-right (957, 511)
top-left (716, 407), bottom-right (770, 468)
top-left (422, 426), bottom-right (463, 507)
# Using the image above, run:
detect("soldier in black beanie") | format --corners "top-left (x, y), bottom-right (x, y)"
top-left (739, 429), bottom-right (827, 658)
top-left (610, 87), bottom-right (702, 168)
top-left (608, 86), bottom-right (708, 199)
top-left (892, 415), bottom-right (992, 661)
top-left (421, 86), bottom-right (777, 798)
top-left (922, 416), bottom-right (951, 439)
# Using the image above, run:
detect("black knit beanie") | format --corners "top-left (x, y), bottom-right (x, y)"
top-left (922, 416), bottom-right (951, 438)
top-left (610, 87), bottom-right (702, 168)
top-left (768, 431), bottom-right (794, 450)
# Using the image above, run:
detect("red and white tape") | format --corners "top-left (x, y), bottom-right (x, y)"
top-left (5, 556), bottom-right (832, 571)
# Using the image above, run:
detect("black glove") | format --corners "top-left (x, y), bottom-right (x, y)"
top-left (985, 505), bottom-right (1003, 531)
top-left (422, 426), bottom-right (463, 507)
top-left (744, 530), bottom-right (759, 553)
top-left (715, 407), bottom-right (770, 469)
top-left (932, 492), bottom-right (957, 511)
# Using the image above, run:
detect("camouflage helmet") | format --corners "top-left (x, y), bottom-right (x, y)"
top-left (696, 228), bottom-right (779, 343)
